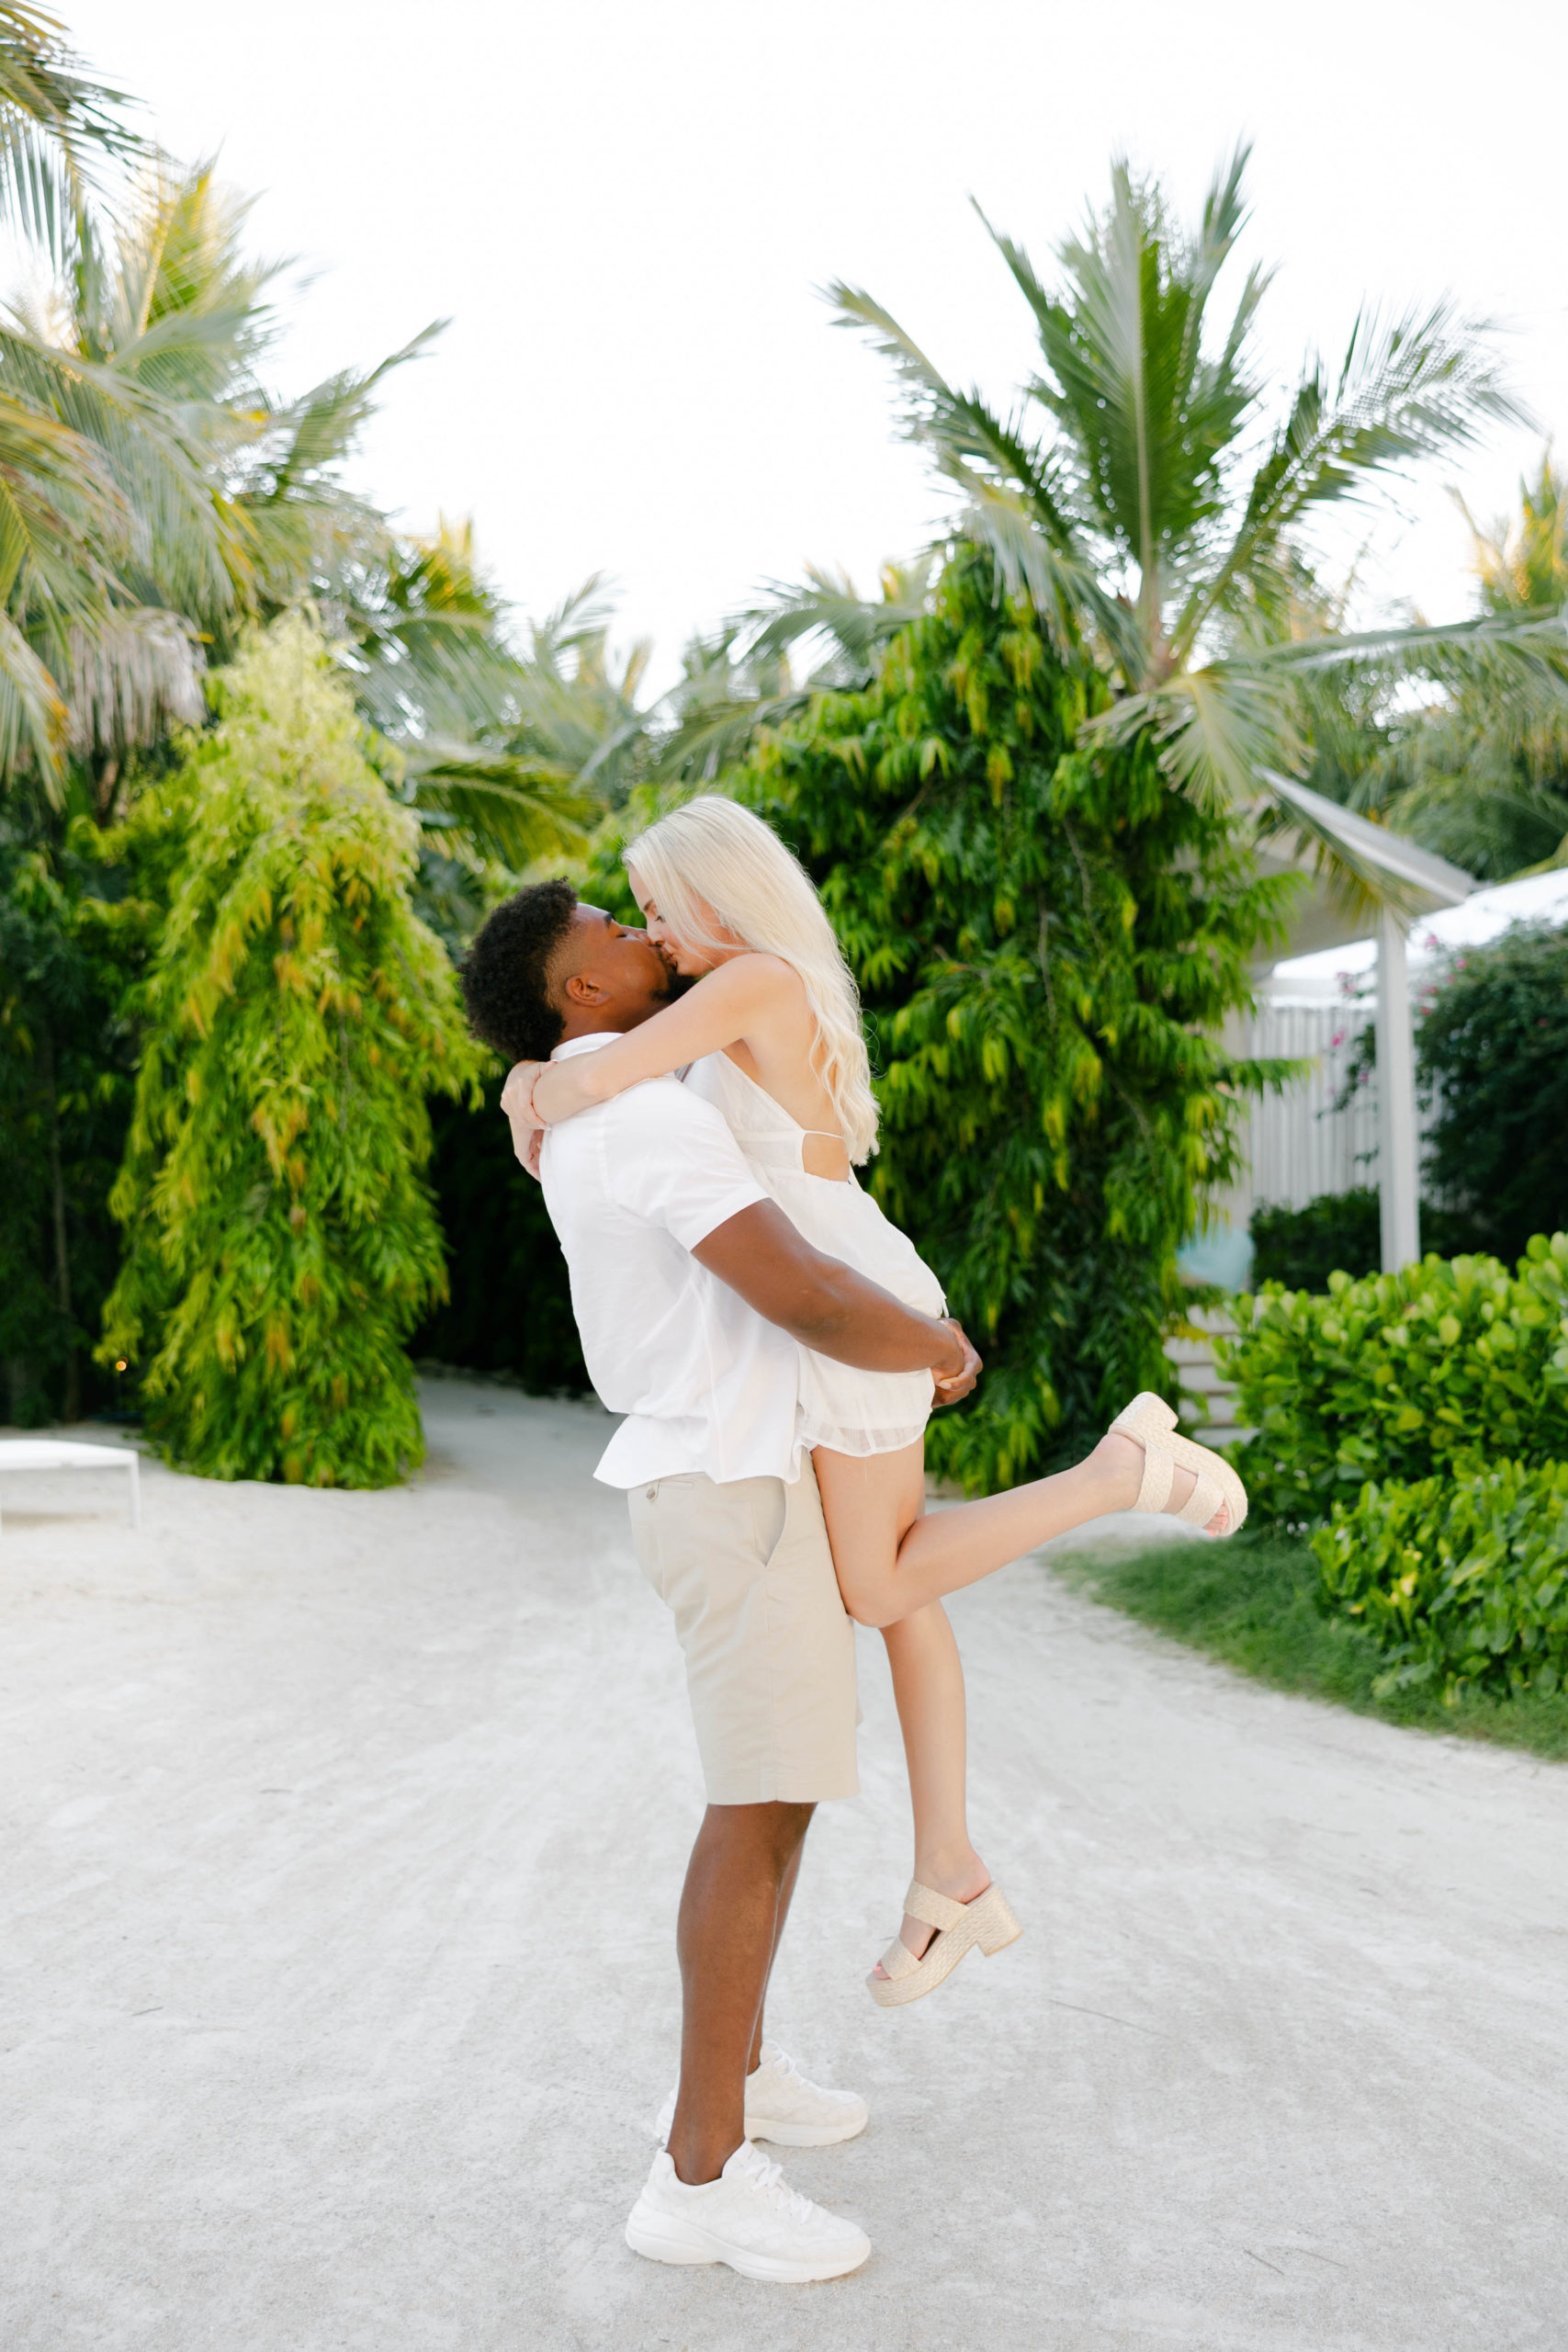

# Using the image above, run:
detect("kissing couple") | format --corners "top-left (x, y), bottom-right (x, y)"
top-left (460, 796), bottom-right (1246, 2285)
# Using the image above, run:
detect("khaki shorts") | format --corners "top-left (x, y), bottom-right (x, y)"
top-left (627, 1462), bottom-right (858, 1805)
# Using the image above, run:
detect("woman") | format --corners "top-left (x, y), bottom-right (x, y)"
top-left (505, 798), bottom-right (1245, 2005)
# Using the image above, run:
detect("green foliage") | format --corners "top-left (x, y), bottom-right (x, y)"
top-left (1063, 1530), bottom-right (1568, 1758)
top-left (0, 797), bottom-right (149, 1420)
top-left (100, 618), bottom-right (479, 1484)
top-left (1218, 1233), bottom-right (1568, 1525)
top-left (1249, 1187), bottom-right (1382, 1291)
top-left (1247, 1185), bottom-right (1481, 1291)
top-left (412, 1089), bottom-right (588, 1394)
top-left (1313, 1462), bottom-right (1568, 1702)
top-left (832, 145), bottom-right (1539, 867)
top-left (598, 547), bottom-right (1292, 1490)
top-left (1298, 452), bottom-right (1568, 882)
top-left (1419, 925), bottom-right (1568, 1263)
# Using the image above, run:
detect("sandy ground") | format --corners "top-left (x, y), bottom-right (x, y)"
top-left (3, 1379), bottom-right (1566, 2352)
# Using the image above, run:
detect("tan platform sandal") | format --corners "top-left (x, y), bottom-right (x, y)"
top-left (867, 1881), bottom-right (1022, 2009)
top-left (1111, 1391), bottom-right (1247, 1535)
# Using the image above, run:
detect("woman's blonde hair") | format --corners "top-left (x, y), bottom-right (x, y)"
top-left (624, 796), bottom-right (879, 1162)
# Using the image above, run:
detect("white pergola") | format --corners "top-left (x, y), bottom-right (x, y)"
top-left (1261, 774), bottom-right (1476, 1272)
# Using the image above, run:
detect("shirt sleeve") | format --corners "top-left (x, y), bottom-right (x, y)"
top-left (601, 1078), bottom-right (769, 1250)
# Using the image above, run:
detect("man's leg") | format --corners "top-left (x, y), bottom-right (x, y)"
top-left (667, 1800), bottom-right (814, 2185)
top-left (749, 1829), bottom-right (806, 2075)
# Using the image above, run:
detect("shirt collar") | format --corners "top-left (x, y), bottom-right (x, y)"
top-left (551, 1031), bottom-right (625, 1061)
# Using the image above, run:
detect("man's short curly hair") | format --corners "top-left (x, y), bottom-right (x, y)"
top-left (460, 879), bottom-right (578, 1063)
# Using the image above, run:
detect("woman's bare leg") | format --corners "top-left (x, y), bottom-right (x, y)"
top-left (880, 1600), bottom-right (988, 1967)
top-left (816, 1429), bottom-right (1224, 1631)
top-left (813, 1443), bottom-right (988, 1971)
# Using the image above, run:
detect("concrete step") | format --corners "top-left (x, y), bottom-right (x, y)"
top-left (1165, 1312), bottom-right (1251, 1448)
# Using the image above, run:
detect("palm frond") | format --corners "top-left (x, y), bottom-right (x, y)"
top-left (402, 739), bottom-right (589, 869)
top-left (63, 603), bottom-right (203, 757)
top-left (0, 594), bottom-right (63, 774)
top-left (0, 5), bottom-right (140, 266)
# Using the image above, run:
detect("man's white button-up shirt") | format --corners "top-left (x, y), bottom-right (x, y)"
top-left (538, 1034), bottom-right (807, 1489)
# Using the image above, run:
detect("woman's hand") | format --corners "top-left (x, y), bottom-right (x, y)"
top-left (499, 1062), bottom-right (547, 1182)
top-left (501, 1060), bottom-right (547, 1127)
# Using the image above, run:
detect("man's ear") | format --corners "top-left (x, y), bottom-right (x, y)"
top-left (561, 971), bottom-right (609, 1007)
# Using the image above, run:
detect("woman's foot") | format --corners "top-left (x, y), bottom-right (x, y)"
top-left (871, 1854), bottom-right (991, 1980)
top-left (1090, 1430), bottom-right (1231, 1535)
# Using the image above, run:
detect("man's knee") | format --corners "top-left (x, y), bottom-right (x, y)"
top-left (702, 1799), bottom-right (815, 1860)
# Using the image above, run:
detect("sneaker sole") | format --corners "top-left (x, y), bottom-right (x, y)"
top-left (746, 2111), bottom-right (868, 2147)
top-left (625, 2206), bottom-right (871, 2283)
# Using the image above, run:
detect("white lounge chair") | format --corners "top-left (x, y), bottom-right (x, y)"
top-left (0, 1439), bottom-right (141, 1536)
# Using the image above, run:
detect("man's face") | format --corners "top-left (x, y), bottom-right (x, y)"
top-left (554, 903), bottom-right (681, 1027)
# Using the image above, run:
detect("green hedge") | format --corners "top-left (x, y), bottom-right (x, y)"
top-left (1215, 1233), bottom-right (1568, 1525)
top-left (1312, 1461), bottom-right (1568, 1701)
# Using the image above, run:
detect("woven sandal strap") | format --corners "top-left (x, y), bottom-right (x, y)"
top-left (904, 1881), bottom-right (967, 1933)
top-left (878, 1935), bottom-right (921, 1981)
top-left (1175, 1465), bottom-right (1224, 1528)
top-left (1134, 1440), bottom-right (1174, 1515)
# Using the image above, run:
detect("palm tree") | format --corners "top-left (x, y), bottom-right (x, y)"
top-left (0, 147), bottom-right (586, 877)
top-left (1287, 454), bottom-right (1568, 881)
top-left (830, 146), bottom-right (1565, 893)
top-left (1377, 454), bottom-right (1568, 876)
top-left (655, 558), bottom-right (934, 785)
top-left (0, 3), bottom-right (134, 262)
top-left (0, 2), bottom-right (156, 784)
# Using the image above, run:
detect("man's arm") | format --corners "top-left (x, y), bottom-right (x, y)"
top-left (693, 1201), bottom-right (981, 1403)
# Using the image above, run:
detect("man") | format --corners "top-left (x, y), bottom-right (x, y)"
top-left (460, 881), bottom-right (979, 2285)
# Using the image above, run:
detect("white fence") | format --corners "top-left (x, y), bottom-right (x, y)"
top-left (1240, 997), bottom-right (1381, 1214)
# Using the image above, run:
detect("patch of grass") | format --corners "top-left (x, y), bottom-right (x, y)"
top-left (1057, 1531), bottom-right (1568, 1762)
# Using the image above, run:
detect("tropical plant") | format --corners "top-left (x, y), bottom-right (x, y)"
top-left (1313, 1458), bottom-right (1568, 1702)
top-left (830, 147), bottom-right (1561, 899)
top-left (1417, 923), bottom-right (1568, 1261)
top-left (1248, 1187), bottom-right (1383, 1291)
top-left (1217, 1232), bottom-right (1568, 1526)
top-left (0, 3), bottom-right (134, 260)
top-left (0, 793), bottom-right (145, 1422)
top-left (99, 619), bottom-right (479, 1484)
top-left (654, 558), bottom-right (935, 786)
top-left (411, 1091), bottom-right (588, 1394)
top-left (1346, 454), bottom-right (1568, 879)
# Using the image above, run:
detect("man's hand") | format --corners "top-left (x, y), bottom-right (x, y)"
top-left (931, 1319), bottom-right (982, 1406)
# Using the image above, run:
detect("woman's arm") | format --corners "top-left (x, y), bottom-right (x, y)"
top-left (528, 955), bottom-right (789, 1124)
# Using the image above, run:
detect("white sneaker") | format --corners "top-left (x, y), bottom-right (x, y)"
top-left (625, 2139), bottom-right (872, 2282)
top-left (653, 2042), bottom-right (869, 2148)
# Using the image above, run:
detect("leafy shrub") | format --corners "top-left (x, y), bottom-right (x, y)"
top-left (1312, 1461), bottom-right (1568, 1701)
top-left (1248, 1186), bottom-right (1483, 1291)
top-left (1419, 923), bottom-right (1568, 1265)
top-left (101, 621), bottom-right (479, 1486)
top-left (412, 1090), bottom-right (588, 1393)
top-left (1216, 1233), bottom-right (1568, 1524)
top-left (1249, 1188), bottom-right (1382, 1289)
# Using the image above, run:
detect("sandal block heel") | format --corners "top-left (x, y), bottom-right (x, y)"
top-left (975, 1885), bottom-right (1021, 1956)
top-left (867, 1879), bottom-right (1022, 2008)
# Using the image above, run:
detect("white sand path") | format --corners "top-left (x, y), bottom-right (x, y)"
top-left (2, 1379), bottom-right (1565, 2351)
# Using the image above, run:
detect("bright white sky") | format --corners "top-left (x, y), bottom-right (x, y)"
top-left (68, 0), bottom-right (1568, 693)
